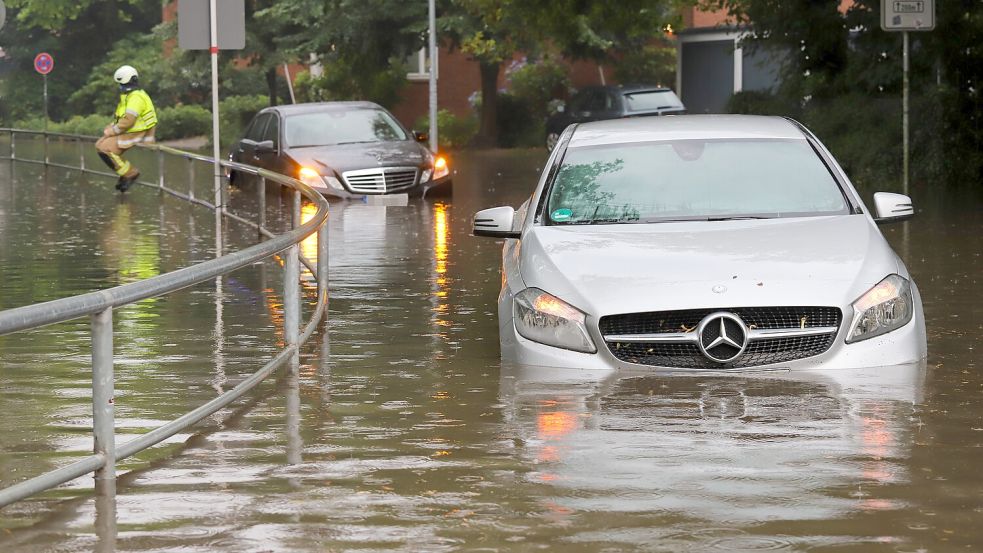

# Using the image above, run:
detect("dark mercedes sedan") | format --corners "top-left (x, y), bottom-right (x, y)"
top-left (228, 101), bottom-right (450, 198)
top-left (545, 85), bottom-right (685, 150)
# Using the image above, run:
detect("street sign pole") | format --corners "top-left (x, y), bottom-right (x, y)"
top-left (428, 0), bottom-right (438, 152)
top-left (209, 0), bottom-right (223, 257)
top-left (42, 73), bottom-right (48, 133)
top-left (902, 31), bottom-right (909, 196)
top-left (882, 0), bottom-right (933, 196)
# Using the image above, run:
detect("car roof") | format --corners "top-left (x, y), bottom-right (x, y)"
top-left (567, 115), bottom-right (806, 148)
top-left (266, 101), bottom-right (384, 115)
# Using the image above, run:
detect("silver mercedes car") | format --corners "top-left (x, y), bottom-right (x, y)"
top-left (472, 115), bottom-right (927, 371)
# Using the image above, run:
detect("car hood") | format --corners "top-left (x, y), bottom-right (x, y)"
top-left (518, 215), bottom-right (900, 317)
top-left (287, 141), bottom-right (426, 175)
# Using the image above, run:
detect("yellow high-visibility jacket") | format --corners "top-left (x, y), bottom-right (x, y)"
top-left (114, 89), bottom-right (157, 133)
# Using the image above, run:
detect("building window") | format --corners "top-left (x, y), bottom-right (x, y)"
top-left (406, 47), bottom-right (436, 81)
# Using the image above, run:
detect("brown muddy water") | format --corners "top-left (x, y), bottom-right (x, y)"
top-left (0, 141), bottom-right (981, 552)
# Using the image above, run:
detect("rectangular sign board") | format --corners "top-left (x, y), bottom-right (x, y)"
top-left (178, 0), bottom-right (246, 50)
top-left (882, 0), bottom-right (935, 31)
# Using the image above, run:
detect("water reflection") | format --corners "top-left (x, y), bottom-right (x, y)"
top-left (1, 149), bottom-right (981, 552)
top-left (500, 363), bottom-right (925, 547)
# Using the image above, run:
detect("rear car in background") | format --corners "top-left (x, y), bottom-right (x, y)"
top-left (545, 85), bottom-right (685, 150)
top-left (228, 101), bottom-right (450, 198)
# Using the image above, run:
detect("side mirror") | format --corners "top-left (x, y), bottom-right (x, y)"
top-left (413, 130), bottom-right (429, 143)
top-left (872, 192), bottom-right (914, 224)
top-left (255, 140), bottom-right (276, 154)
top-left (473, 206), bottom-right (520, 238)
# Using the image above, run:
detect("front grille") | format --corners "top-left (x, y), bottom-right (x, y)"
top-left (600, 306), bottom-right (841, 335)
top-left (342, 167), bottom-right (418, 194)
top-left (601, 307), bottom-right (842, 369)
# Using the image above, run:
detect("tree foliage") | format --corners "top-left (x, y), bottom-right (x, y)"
top-left (441, 0), bottom-right (684, 145)
top-left (711, 0), bottom-right (983, 182)
top-left (0, 0), bottom-right (159, 123)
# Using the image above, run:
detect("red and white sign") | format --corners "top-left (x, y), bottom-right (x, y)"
top-left (34, 52), bottom-right (54, 75)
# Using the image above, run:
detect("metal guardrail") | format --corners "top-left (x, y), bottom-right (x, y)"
top-left (0, 129), bottom-right (330, 507)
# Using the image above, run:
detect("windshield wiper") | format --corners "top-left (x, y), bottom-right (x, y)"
top-left (706, 216), bottom-right (775, 221)
top-left (335, 140), bottom-right (377, 145)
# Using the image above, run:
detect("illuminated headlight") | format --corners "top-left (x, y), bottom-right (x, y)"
top-left (298, 167), bottom-right (322, 188)
top-left (299, 167), bottom-right (344, 190)
top-left (846, 274), bottom-right (913, 343)
top-left (433, 155), bottom-right (449, 180)
top-left (513, 288), bottom-right (596, 353)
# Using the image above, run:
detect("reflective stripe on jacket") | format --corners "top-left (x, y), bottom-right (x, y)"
top-left (115, 89), bottom-right (157, 133)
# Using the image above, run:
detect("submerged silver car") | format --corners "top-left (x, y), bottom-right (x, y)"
top-left (473, 115), bottom-right (927, 371)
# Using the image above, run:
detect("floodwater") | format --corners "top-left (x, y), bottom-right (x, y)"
top-left (0, 140), bottom-right (981, 552)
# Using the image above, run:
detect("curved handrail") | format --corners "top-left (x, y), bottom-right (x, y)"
top-left (0, 128), bottom-right (330, 507)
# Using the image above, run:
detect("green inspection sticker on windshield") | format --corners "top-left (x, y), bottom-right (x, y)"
top-left (552, 208), bottom-right (573, 221)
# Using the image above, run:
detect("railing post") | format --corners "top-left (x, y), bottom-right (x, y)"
top-left (10, 130), bottom-right (15, 161)
top-left (43, 132), bottom-right (49, 165)
top-left (91, 307), bottom-right (116, 485)
top-left (79, 137), bottom-right (86, 172)
top-left (187, 157), bottom-right (196, 201)
top-left (283, 190), bottom-right (301, 347)
top-left (317, 218), bottom-right (329, 313)
top-left (257, 176), bottom-right (266, 238)
top-left (158, 149), bottom-right (165, 191)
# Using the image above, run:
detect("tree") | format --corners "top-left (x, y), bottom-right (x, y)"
top-left (260, 0), bottom-right (427, 108)
top-left (441, 0), bottom-right (685, 146)
top-left (710, 0), bottom-right (983, 181)
top-left (0, 0), bottom-right (159, 123)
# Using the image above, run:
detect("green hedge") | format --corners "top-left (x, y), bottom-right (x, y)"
top-left (156, 105), bottom-right (211, 141)
top-left (726, 90), bottom-right (948, 188)
top-left (412, 109), bottom-right (479, 150)
top-left (12, 95), bottom-right (270, 147)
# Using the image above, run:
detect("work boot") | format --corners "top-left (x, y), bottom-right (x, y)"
top-left (115, 177), bottom-right (126, 191)
top-left (118, 170), bottom-right (140, 193)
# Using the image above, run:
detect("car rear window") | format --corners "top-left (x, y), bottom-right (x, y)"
top-left (623, 90), bottom-right (683, 112)
top-left (285, 109), bottom-right (407, 147)
top-left (546, 139), bottom-right (849, 224)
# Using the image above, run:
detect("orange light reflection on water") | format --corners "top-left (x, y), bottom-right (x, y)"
top-left (300, 201), bottom-right (320, 266)
top-left (432, 203), bottom-right (450, 325)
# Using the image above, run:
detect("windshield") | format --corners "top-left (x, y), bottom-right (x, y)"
top-left (285, 109), bottom-right (408, 147)
top-left (623, 90), bottom-right (683, 112)
top-left (546, 139), bottom-right (849, 225)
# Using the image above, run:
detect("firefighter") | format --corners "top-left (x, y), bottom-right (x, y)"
top-left (95, 65), bottom-right (158, 192)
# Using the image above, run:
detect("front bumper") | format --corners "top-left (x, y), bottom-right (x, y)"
top-left (500, 288), bottom-right (928, 373)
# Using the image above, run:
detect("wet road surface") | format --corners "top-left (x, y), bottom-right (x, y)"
top-left (0, 141), bottom-right (981, 551)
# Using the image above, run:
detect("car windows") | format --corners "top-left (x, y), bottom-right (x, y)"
top-left (245, 113), bottom-right (271, 141)
top-left (546, 139), bottom-right (849, 224)
top-left (624, 90), bottom-right (684, 112)
top-left (604, 90), bottom-right (620, 111)
top-left (284, 109), bottom-right (408, 148)
top-left (261, 114), bottom-right (279, 147)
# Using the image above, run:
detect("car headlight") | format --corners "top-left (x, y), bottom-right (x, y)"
top-left (513, 288), bottom-right (596, 353)
top-left (298, 167), bottom-right (322, 188)
top-left (846, 274), bottom-right (913, 343)
top-left (299, 167), bottom-right (344, 190)
top-left (433, 155), bottom-right (449, 180)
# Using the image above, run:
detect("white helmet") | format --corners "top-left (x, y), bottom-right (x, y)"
top-left (113, 65), bottom-right (138, 85)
